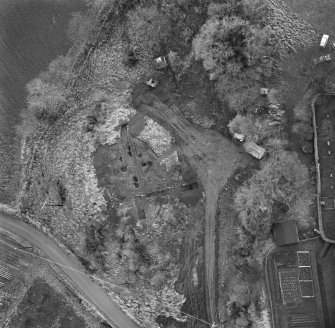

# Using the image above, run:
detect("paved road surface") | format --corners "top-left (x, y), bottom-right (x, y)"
top-left (0, 211), bottom-right (139, 328)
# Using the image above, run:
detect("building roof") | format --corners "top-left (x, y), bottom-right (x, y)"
top-left (243, 141), bottom-right (266, 159)
top-left (273, 220), bottom-right (299, 246)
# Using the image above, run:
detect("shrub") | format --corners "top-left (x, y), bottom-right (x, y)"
top-left (228, 114), bottom-right (257, 140)
top-left (168, 51), bottom-right (192, 81)
top-left (228, 114), bottom-right (278, 143)
top-left (292, 122), bottom-right (314, 141)
top-left (16, 107), bottom-right (40, 139)
top-left (193, 14), bottom-right (269, 75)
top-left (263, 137), bottom-right (288, 154)
top-left (216, 73), bottom-right (260, 112)
top-left (17, 55), bottom-right (72, 137)
top-left (234, 150), bottom-right (311, 237)
top-left (26, 78), bottom-right (66, 125)
top-left (127, 5), bottom-right (172, 56)
top-left (193, 1), bottom-right (272, 112)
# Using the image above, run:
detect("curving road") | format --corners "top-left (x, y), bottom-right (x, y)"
top-left (0, 211), bottom-right (139, 328)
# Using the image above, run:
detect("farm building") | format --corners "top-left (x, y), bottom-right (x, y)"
top-left (273, 220), bottom-right (299, 246)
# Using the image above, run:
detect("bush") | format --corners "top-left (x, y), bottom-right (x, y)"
top-left (17, 55), bottom-right (72, 137)
top-left (193, 15), bottom-right (269, 74)
top-left (228, 114), bottom-right (279, 143)
top-left (127, 5), bottom-right (172, 56)
top-left (234, 150), bottom-right (311, 237)
top-left (216, 72), bottom-right (261, 112)
top-left (25, 78), bottom-right (66, 125)
top-left (16, 107), bottom-right (40, 139)
top-left (193, 0), bottom-right (273, 112)
top-left (292, 122), bottom-right (314, 142)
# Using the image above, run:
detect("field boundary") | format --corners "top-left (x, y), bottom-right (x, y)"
top-left (311, 93), bottom-right (335, 244)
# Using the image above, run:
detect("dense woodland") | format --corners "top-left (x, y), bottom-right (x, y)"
top-left (16, 0), bottom-right (322, 327)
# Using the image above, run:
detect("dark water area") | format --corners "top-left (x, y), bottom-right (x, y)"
top-left (0, 0), bottom-right (85, 203)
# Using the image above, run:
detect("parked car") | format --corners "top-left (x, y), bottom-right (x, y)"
top-left (320, 34), bottom-right (329, 48)
top-left (313, 54), bottom-right (331, 66)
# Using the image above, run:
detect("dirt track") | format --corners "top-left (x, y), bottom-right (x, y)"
top-left (132, 84), bottom-right (249, 323)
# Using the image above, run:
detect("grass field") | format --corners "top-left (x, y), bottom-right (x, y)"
top-left (282, 0), bottom-right (335, 35)
top-left (0, 230), bottom-right (101, 327)
top-left (9, 279), bottom-right (88, 328)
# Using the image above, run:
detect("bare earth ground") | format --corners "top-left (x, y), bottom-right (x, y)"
top-left (132, 84), bottom-right (250, 323)
top-left (0, 229), bottom-right (101, 328)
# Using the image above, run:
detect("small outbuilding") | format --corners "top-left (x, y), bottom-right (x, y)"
top-left (146, 78), bottom-right (159, 88)
top-left (243, 141), bottom-right (266, 159)
top-left (233, 133), bottom-right (245, 142)
top-left (273, 220), bottom-right (299, 246)
top-left (260, 88), bottom-right (269, 96)
top-left (154, 56), bottom-right (168, 70)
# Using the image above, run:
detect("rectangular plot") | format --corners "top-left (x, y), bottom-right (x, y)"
top-left (300, 280), bottom-right (314, 298)
top-left (279, 269), bottom-right (301, 303)
top-left (299, 267), bottom-right (313, 281)
top-left (289, 313), bottom-right (318, 328)
top-left (297, 251), bottom-right (311, 266)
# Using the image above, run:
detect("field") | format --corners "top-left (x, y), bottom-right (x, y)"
top-left (8, 279), bottom-right (88, 328)
top-left (282, 0), bottom-right (335, 35)
top-left (267, 248), bottom-right (325, 327)
top-left (266, 238), bottom-right (335, 328)
top-left (0, 228), bottom-right (101, 328)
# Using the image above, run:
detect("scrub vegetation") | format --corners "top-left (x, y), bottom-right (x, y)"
top-left (15, 0), bottom-right (327, 327)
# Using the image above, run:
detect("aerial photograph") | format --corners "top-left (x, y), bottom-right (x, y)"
top-left (0, 0), bottom-right (335, 327)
